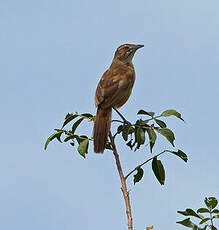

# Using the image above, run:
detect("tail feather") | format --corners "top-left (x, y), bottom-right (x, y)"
top-left (93, 107), bottom-right (112, 153)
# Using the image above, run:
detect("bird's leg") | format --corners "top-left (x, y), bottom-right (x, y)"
top-left (113, 107), bottom-right (131, 125)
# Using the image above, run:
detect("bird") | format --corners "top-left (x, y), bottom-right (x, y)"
top-left (93, 43), bottom-right (144, 153)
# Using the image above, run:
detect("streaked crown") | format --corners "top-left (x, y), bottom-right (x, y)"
top-left (113, 43), bottom-right (144, 63)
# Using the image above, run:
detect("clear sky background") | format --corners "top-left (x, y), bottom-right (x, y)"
top-left (1, 0), bottom-right (219, 229)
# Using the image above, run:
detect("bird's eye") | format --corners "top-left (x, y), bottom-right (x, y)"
top-left (124, 46), bottom-right (130, 50)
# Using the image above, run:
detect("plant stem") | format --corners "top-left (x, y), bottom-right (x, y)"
top-left (55, 129), bottom-right (93, 141)
top-left (113, 107), bottom-right (131, 124)
top-left (109, 131), bottom-right (133, 230)
top-left (210, 212), bottom-right (214, 229)
top-left (124, 150), bottom-right (169, 180)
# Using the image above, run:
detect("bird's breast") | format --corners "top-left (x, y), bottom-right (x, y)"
top-left (114, 72), bottom-right (135, 108)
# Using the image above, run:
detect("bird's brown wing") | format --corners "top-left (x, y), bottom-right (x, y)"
top-left (95, 69), bottom-right (134, 109)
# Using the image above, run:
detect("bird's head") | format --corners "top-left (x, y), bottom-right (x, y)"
top-left (113, 44), bottom-right (144, 64)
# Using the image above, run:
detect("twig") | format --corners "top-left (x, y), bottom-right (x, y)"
top-left (113, 107), bottom-right (131, 124)
top-left (210, 212), bottom-right (214, 229)
top-left (124, 150), bottom-right (170, 180)
top-left (109, 131), bottom-right (133, 230)
top-left (55, 129), bottom-right (93, 141)
top-left (112, 119), bottom-right (124, 124)
top-left (112, 114), bottom-right (162, 124)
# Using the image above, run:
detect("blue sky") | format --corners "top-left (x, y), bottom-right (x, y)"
top-left (1, 0), bottom-right (219, 229)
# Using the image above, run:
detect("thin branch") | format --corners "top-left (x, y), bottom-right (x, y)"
top-left (112, 119), bottom-right (124, 124)
top-left (55, 129), bottom-right (93, 141)
top-left (112, 115), bottom-right (163, 131)
top-left (124, 150), bottom-right (170, 180)
top-left (210, 212), bottom-right (214, 229)
top-left (113, 131), bottom-right (120, 139)
top-left (113, 107), bottom-right (130, 124)
top-left (109, 131), bottom-right (133, 230)
top-left (112, 108), bottom-right (162, 125)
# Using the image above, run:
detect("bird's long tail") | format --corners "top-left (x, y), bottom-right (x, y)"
top-left (93, 107), bottom-right (112, 153)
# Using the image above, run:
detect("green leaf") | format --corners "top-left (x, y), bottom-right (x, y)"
top-left (126, 139), bottom-right (135, 150)
top-left (62, 113), bottom-right (79, 128)
top-left (135, 119), bottom-right (150, 126)
top-left (135, 127), bottom-right (145, 145)
top-left (178, 209), bottom-right (202, 219)
top-left (133, 167), bottom-right (144, 184)
top-left (77, 139), bottom-right (89, 158)
top-left (213, 214), bottom-right (219, 219)
top-left (137, 110), bottom-right (154, 117)
top-left (105, 143), bottom-right (113, 150)
top-left (170, 149), bottom-right (188, 162)
top-left (72, 118), bottom-right (84, 134)
top-left (146, 128), bottom-right (157, 153)
top-left (55, 131), bottom-right (63, 143)
top-left (154, 119), bottom-right (167, 128)
top-left (212, 209), bottom-right (219, 213)
top-left (161, 109), bottom-right (184, 121)
top-left (197, 208), bottom-right (210, 213)
top-left (75, 135), bottom-right (88, 144)
top-left (44, 131), bottom-right (63, 150)
top-left (122, 124), bottom-right (131, 141)
top-left (205, 197), bottom-right (218, 210)
top-left (128, 126), bottom-right (135, 134)
top-left (176, 218), bottom-right (195, 228)
top-left (176, 219), bottom-right (205, 229)
top-left (70, 142), bottom-right (75, 147)
top-left (117, 125), bottom-right (124, 133)
top-left (199, 218), bottom-right (211, 225)
top-left (152, 157), bottom-right (165, 185)
top-left (126, 140), bottom-right (132, 148)
top-left (80, 113), bottom-right (94, 119)
top-left (64, 135), bottom-right (74, 142)
top-left (156, 128), bottom-right (175, 147)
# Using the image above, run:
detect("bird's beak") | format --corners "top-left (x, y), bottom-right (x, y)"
top-left (134, 44), bottom-right (144, 50)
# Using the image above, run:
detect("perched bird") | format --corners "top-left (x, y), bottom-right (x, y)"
top-left (93, 43), bottom-right (144, 153)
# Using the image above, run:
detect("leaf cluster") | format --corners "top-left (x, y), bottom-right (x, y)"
top-left (132, 149), bottom-right (187, 185)
top-left (44, 113), bottom-right (94, 158)
top-left (177, 197), bottom-right (219, 230)
top-left (117, 109), bottom-right (184, 152)
top-left (116, 109), bottom-right (187, 185)
top-left (45, 109), bottom-right (188, 186)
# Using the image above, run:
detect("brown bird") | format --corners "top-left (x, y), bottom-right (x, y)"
top-left (93, 43), bottom-right (144, 153)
